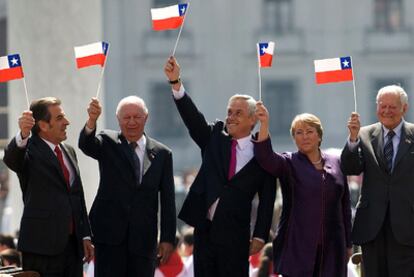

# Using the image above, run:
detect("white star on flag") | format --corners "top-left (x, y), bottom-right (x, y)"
top-left (10, 57), bottom-right (19, 65)
top-left (342, 60), bottom-right (350, 67)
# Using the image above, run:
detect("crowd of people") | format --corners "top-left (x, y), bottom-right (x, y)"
top-left (1, 56), bottom-right (414, 277)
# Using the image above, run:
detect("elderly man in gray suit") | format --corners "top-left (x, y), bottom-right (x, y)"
top-left (341, 84), bottom-right (414, 277)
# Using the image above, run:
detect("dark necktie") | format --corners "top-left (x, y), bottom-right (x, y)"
top-left (54, 146), bottom-right (70, 188)
top-left (384, 130), bottom-right (395, 173)
top-left (54, 145), bottom-right (74, 234)
top-left (228, 140), bottom-right (238, 180)
top-left (129, 142), bottom-right (141, 185)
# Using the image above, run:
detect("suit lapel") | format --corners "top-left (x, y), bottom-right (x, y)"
top-left (221, 133), bottom-right (232, 180)
top-left (143, 135), bottom-right (156, 177)
top-left (394, 122), bottom-right (414, 169)
top-left (32, 136), bottom-right (68, 189)
top-left (60, 143), bottom-right (79, 179)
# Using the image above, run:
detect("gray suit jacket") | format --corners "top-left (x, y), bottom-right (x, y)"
top-left (341, 121), bottom-right (414, 246)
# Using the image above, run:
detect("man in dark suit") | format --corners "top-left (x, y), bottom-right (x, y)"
top-left (164, 57), bottom-right (276, 277)
top-left (3, 97), bottom-right (94, 277)
top-left (78, 96), bottom-right (176, 277)
top-left (341, 85), bottom-right (414, 277)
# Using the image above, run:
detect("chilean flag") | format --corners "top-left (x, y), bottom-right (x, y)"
top-left (151, 3), bottom-right (188, 31)
top-left (74, 41), bottom-right (109, 69)
top-left (258, 42), bottom-right (275, 68)
top-left (314, 56), bottom-right (353, 84)
top-left (0, 54), bottom-right (24, 82)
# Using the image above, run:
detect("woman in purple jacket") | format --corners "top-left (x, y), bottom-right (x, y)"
top-left (254, 102), bottom-right (352, 277)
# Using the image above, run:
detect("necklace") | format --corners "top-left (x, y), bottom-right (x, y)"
top-left (311, 158), bottom-right (322, 165)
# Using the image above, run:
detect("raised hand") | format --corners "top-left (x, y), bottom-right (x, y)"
top-left (18, 111), bottom-right (35, 139)
top-left (347, 112), bottom-right (360, 142)
top-left (255, 101), bottom-right (270, 142)
top-left (164, 56), bottom-right (181, 91)
top-left (86, 97), bottom-right (102, 130)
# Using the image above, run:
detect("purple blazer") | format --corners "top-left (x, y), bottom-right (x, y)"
top-left (254, 138), bottom-right (352, 277)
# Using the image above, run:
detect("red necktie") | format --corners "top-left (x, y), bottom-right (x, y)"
top-left (54, 146), bottom-right (70, 188)
top-left (54, 145), bottom-right (73, 234)
top-left (228, 140), bottom-right (238, 180)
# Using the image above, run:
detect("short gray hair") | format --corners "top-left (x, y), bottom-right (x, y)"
top-left (228, 94), bottom-right (256, 116)
top-left (116, 96), bottom-right (148, 117)
top-left (376, 85), bottom-right (408, 107)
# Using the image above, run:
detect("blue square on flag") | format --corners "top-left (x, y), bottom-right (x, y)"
top-left (178, 4), bottom-right (188, 16)
top-left (102, 42), bottom-right (109, 56)
top-left (340, 57), bottom-right (352, 69)
top-left (8, 54), bottom-right (22, 68)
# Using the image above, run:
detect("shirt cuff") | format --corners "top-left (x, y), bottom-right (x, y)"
top-left (16, 131), bottom-right (30, 148)
top-left (252, 237), bottom-right (265, 244)
top-left (347, 136), bottom-right (360, 152)
top-left (172, 84), bottom-right (185, 99)
top-left (84, 124), bottom-right (95, 135)
top-left (83, 236), bottom-right (91, 241)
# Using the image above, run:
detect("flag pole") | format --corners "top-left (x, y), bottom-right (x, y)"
top-left (256, 44), bottom-right (262, 101)
top-left (172, 3), bottom-right (190, 57)
top-left (22, 77), bottom-right (30, 109)
top-left (350, 56), bottom-right (357, 113)
top-left (96, 43), bottom-right (110, 99)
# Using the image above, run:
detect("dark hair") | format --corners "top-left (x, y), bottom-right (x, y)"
top-left (0, 249), bottom-right (21, 267)
top-left (182, 229), bottom-right (194, 246)
top-left (0, 234), bottom-right (15, 249)
top-left (30, 97), bottom-right (61, 134)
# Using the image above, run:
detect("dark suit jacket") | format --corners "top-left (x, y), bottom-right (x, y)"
top-left (78, 129), bottom-right (176, 258)
top-left (175, 93), bottom-right (276, 247)
top-left (3, 134), bottom-right (91, 256)
top-left (341, 121), bottom-right (414, 246)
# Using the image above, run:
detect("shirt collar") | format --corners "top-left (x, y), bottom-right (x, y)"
top-left (40, 137), bottom-right (59, 152)
top-left (129, 135), bottom-right (146, 150)
top-left (235, 135), bottom-right (252, 150)
top-left (382, 120), bottom-right (404, 139)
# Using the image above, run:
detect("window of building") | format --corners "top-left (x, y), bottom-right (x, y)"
top-left (263, 0), bottom-right (294, 34)
top-left (263, 80), bottom-right (298, 137)
top-left (370, 78), bottom-right (411, 123)
top-left (374, 0), bottom-right (403, 32)
top-left (148, 82), bottom-right (185, 138)
top-left (0, 18), bottom-right (8, 147)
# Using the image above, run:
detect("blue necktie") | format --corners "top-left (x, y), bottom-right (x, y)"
top-left (384, 130), bottom-right (395, 173)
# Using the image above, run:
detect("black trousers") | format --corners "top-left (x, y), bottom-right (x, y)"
top-left (22, 235), bottom-right (82, 277)
top-left (193, 221), bottom-right (249, 277)
top-left (94, 238), bottom-right (155, 277)
top-left (361, 209), bottom-right (414, 277)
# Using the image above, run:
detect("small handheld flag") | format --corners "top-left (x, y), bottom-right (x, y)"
top-left (256, 42), bottom-right (275, 101)
top-left (151, 3), bottom-right (188, 31)
top-left (314, 56), bottom-right (358, 112)
top-left (0, 54), bottom-right (24, 82)
top-left (314, 56), bottom-right (353, 84)
top-left (74, 41), bottom-right (109, 69)
top-left (257, 42), bottom-right (275, 68)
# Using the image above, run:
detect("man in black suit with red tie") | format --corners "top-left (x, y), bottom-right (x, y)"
top-left (78, 95), bottom-right (176, 277)
top-left (164, 57), bottom-right (276, 277)
top-left (3, 97), bottom-right (94, 277)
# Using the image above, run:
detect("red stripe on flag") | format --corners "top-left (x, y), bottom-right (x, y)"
top-left (315, 69), bottom-right (353, 84)
top-left (0, 66), bottom-right (24, 82)
top-left (76, 54), bottom-right (106, 69)
top-left (260, 53), bottom-right (273, 68)
top-left (152, 16), bottom-right (184, 31)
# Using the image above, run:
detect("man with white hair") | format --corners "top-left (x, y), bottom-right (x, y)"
top-left (79, 96), bottom-right (176, 277)
top-left (342, 85), bottom-right (414, 277)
